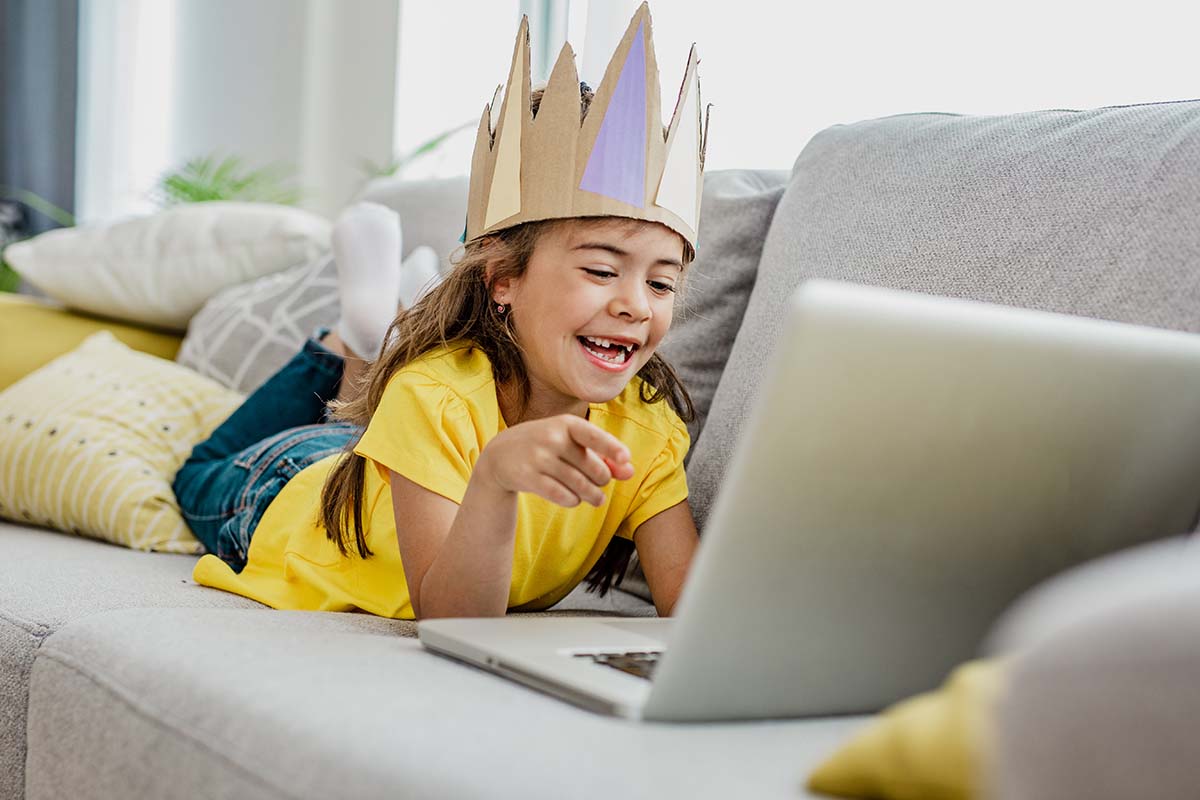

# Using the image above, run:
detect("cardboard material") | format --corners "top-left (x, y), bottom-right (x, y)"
top-left (654, 45), bottom-right (701, 232)
top-left (485, 21), bottom-right (528, 229)
top-left (464, 2), bottom-right (708, 254)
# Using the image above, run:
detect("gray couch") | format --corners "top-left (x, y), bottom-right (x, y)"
top-left (3, 97), bottom-right (1199, 799)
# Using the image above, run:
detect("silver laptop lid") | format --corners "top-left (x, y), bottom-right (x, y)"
top-left (644, 279), bottom-right (1200, 720)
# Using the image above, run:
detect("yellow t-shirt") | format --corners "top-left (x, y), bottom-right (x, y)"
top-left (192, 342), bottom-right (690, 618)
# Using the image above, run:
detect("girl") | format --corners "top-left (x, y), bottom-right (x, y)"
top-left (177, 55), bottom-right (704, 620)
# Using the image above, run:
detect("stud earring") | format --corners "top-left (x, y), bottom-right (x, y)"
top-left (496, 303), bottom-right (507, 315)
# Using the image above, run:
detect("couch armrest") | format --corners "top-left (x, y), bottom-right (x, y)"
top-left (984, 536), bottom-right (1200, 656)
top-left (992, 579), bottom-right (1200, 799)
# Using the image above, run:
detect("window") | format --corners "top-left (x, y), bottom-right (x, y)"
top-left (391, 1), bottom-right (523, 181)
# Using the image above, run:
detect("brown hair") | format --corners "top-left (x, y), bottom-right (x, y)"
top-left (318, 83), bottom-right (695, 597)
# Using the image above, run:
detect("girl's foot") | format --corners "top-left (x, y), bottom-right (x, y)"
top-left (332, 202), bottom-right (402, 359)
top-left (397, 245), bottom-right (443, 309)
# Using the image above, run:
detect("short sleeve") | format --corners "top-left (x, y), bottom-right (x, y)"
top-left (616, 419), bottom-right (690, 540)
top-left (353, 370), bottom-right (478, 504)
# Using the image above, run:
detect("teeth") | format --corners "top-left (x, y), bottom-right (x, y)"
top-left (584, 336), bottom-right (632, 353)
top-left (580, 336), bottom-right (632, 363)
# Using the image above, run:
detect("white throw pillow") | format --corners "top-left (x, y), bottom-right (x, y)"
top-left (2, 202), bottom-right (331, 331)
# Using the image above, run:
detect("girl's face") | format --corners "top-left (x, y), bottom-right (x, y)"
top-left (493, 218), bottom-right (685, 415)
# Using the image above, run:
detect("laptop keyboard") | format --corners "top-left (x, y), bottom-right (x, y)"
top-left (573, 650), bottom-right (662, 680)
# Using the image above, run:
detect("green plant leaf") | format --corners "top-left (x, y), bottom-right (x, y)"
top-left (0, 185), bottom-right (76, 228)
top-left (152, 154), bottom-right (302, 207)
top-left (361, 119), bottom-right (476, 180)
top-left (0, 257), bottom-right (20, 293)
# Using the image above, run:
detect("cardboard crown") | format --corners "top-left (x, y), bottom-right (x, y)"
top-left (465, 2), bottom-right (709, 255)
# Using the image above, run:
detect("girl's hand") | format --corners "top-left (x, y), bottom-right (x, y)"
top-left (476, 414), bottom-right (635, 507)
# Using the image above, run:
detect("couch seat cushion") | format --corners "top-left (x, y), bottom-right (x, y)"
top-left (27, 606), bottom-right (868, 799)
top-left (0, 522), bottom-right (261, 799)
top-left (0, 523), bottom-right (261, 629)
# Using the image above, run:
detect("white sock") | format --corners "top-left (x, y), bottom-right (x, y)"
top-left (398, 245), bottom-right (444, 309)
top-left (332, 202), bottom-right (402, 359)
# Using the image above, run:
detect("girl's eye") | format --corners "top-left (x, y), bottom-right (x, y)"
top-left (584, 268), bottom-right (617, 279)
top-left (648, 281), bottom-right (676, 294)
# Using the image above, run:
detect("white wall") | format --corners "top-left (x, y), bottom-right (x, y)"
top-left (168, 0), bottom-right (307, 193)
top-left (78, 0), bottom-right (399, 221)
top-left (170, 0), bottom-right (399, 218)
top-left (296, 0), bottom-right (400, 212)
top-left (643, 0), bottom-right (1200, 172)
top-left (390, 0), bottom-right (520, 181)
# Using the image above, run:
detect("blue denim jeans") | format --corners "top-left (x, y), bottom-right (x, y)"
top-left (173, 334), bottom-right (363, 572)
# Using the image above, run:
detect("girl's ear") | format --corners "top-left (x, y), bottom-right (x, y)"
top-left (488, 265), bottom-right (517, 306)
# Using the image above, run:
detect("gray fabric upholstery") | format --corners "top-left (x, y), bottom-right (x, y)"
top-left (688, 100), bottom-right (1200, 529)
top-left (659, 169), bottom-right (789, 442)
top-left (992, 579), bottom-right (1200, 799)
top-left (0, 522), bottom-right (260, 800)
top-left (27, 607), bottom-right (867, 800)
top-left (0, 518), bottom-right (650, 799)
top-left (984, 535), bottom-right (1200, 656)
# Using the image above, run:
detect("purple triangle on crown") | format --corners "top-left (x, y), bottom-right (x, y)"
top-left (578, 20), bottom-right (647, 208)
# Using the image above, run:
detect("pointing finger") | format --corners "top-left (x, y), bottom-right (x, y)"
top-left (565, 416), bottom-right (631, 466)
top-left (602, 456), bottom-right (635, 481)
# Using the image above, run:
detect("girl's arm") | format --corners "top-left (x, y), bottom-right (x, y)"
top-left (389, 469), bottom-right (517, 618)
top-left (390, 414), bottom-right (634, 619)
top-left (633, 500), bottom-right (699, 617)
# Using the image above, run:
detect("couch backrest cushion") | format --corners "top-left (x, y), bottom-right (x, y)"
top-left (659, 169), bottom-right (789, 442)
top-left (687, 99), bottom-right (1200, 529)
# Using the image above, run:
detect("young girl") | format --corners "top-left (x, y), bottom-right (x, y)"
top-left (175, 11), bottom-right (706, 620)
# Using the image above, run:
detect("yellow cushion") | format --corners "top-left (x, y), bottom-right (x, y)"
top-left (0, 331), bottom-right (242, 552)
top-left (807, 660), bottom-right (1006, 800)
top-left (0, 293), bottom-right (182, 391)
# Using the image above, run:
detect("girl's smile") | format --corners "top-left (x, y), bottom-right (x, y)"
top-left (493, 218), bottom-right (685, 420)
top-left (577, 334), bottom-right (640, 371)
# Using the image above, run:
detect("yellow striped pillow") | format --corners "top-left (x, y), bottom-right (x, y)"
top-left (0, 331), bottom-right (243, 552)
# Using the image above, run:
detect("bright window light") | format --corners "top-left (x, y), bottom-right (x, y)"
top-left (392, 1), bottom-right (522, 180)
top-left (613, 0), bottom-right (1200, 171)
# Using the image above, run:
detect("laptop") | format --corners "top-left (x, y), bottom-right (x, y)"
top-left (419, 279), bottom-right (1200, 721)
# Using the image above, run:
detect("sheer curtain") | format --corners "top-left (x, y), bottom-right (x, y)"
top-left (0, 0), bottom-right (79, 234)
top-left (75, 0), bottom-right (173, 224)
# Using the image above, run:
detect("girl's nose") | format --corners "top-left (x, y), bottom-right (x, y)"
top-left (610, 281), bottom-right (652, 321)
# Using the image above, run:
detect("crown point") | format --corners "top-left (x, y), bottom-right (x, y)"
top-left (538, 41), bottom-right (582, 124)
top-left (655, 45), bottom-right (701, 231)
top-left (488, 84), bottom-right (503, 138)
top-left (467, 4), bottom-right (706, 250)
top-left (579, 18), bottom-right (649, 208)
